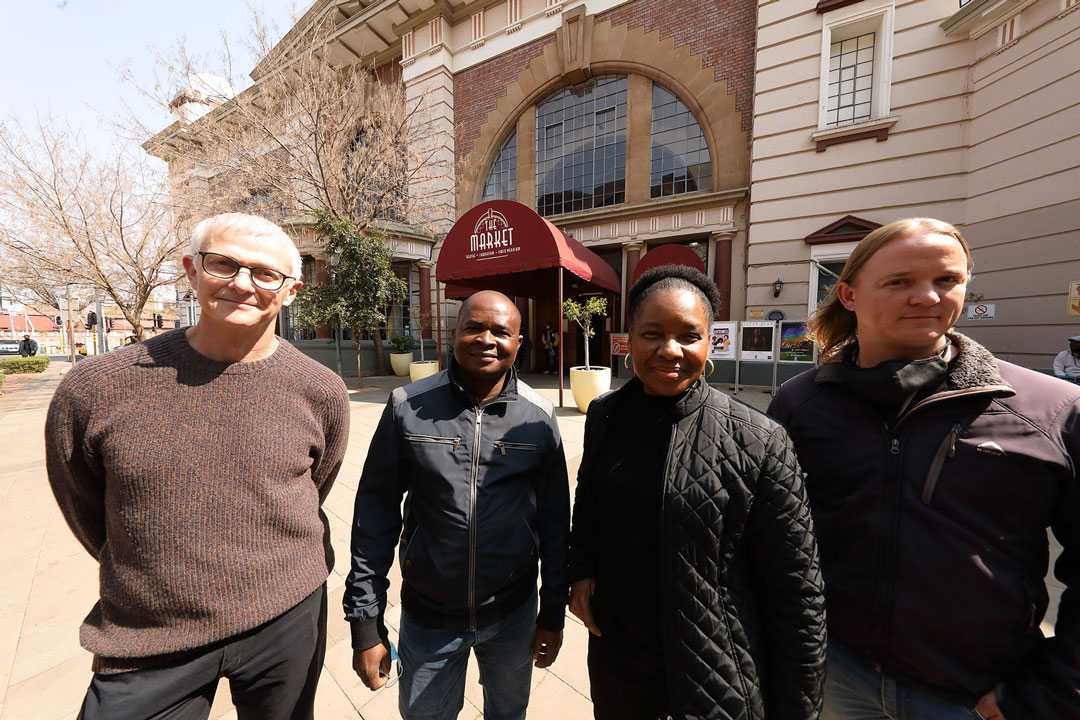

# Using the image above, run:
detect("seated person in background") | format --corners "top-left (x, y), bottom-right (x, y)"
top-left (1053, 335), bottom-right (1080, 381)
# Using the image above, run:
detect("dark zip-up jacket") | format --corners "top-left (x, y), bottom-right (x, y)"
top-left (345, 362), bottom-right (570, 651)
top-left (768, 333), bottom-right (1080, 719)
top-left (569, 378), bottom-right (827, 720)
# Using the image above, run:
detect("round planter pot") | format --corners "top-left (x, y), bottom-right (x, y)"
top-left (569, 366), bottom-right (612, 414)
top-left (409, 360), bottom-right (439, 382)
top-left (390, 352), bottom-right (413, 377)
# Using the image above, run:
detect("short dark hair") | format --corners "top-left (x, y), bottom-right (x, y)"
top-left (627, 264), bottom-right (722, 326)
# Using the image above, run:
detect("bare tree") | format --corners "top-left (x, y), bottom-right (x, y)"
top-left (0, 120), bottom-right (185, 341)
top-left (140, 12), bottom-right (445, 372)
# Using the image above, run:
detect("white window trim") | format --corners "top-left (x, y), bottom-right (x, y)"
top-left (817, 0), bottom-right (896, 132)
top-left (807, 242), bottom-right (857, 316)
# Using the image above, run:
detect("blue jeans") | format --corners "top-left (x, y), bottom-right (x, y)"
top-left (823, 643), bottom-right (983, 720)
top-left (398, 594), bottom-right (537, 720)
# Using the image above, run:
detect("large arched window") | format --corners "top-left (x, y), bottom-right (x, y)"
top-left (481, 132), bottom-right (517, 201)
top-left (535, 75), bottom-right (627, 216)
top-left (650, 84), bottom-right (712, 198)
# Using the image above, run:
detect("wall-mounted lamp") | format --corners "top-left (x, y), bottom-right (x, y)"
top-left (772, 277), bottom-right (784, 298)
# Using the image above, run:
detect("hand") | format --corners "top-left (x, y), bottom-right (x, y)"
top-left (569, 578), bottom-right (602, 637)
top-left (975, 690), bottom-right (1006, 720)
top-left (353, 643), bottom-right (391, 691)
top-left (533, 627), bottom-right (563, 668)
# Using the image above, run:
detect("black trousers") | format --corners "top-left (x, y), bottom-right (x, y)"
top-left (588, 634), bottom-right (668, 720)
top-left (79, 584), bottom-right (327, 720)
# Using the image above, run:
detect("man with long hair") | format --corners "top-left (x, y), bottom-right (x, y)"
top-left (769, 218), bottom-right (1080, 719)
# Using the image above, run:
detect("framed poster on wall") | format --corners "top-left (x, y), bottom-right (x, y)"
top-left (740, 321), bottom-right (775, 361)
top-left (709, 322), bottom-right (737, 359)
top-left (779, 321), bottom-right (815, 363)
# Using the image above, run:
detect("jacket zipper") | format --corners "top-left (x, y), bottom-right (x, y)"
top-left (658, 422), bottom-right (678, 697)
top-left (493, 440), bottom-right (537, 455)
top-left (405, 433), bottom-right (462, 448)
top-left (468, 408), bottom-right (484, 632)
top-left (921, 424), bottom-right (960, 504)
top-left (874, 423), bottom-right (902, 651)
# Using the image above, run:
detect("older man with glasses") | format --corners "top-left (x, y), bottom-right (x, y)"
top-left (46, 213), bottom-right (350, 720)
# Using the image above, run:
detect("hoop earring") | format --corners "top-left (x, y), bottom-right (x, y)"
top-left (623, 354), bottom-right (632, 369)
top-left (706, 359), bottom-right (715, 377)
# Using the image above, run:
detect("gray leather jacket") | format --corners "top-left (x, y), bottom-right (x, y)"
top-left (345, 361), bottom-right (570, 650)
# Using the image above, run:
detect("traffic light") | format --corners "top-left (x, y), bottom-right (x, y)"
top-left (154, 313), bottom-right (164, 329)
top-left (105, 317), bottom-right (113, 332)
top-left (86, 310), bottom-right (97, 328)
top-left (55, 315), bottom-right (62, 326)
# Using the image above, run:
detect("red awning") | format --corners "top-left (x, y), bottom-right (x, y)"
top-left (437, 200), bottom-right (619, 296)
top-left (632, 243), bottom-right (706, 284)
top-left (0, 314), bottom-right (59, 333)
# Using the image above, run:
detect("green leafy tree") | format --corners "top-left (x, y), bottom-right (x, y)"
top-left (562, 295), bottom-right (608, 370)
top-left (290, 211), bottom-right (406, 377)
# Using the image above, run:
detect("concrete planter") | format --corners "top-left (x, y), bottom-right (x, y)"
top-left (409, 360), bottom-right (439, 382)
top-left (390, 352), bottom-right (413, 377)
top-left (569, 366), bottom-right (611, 413)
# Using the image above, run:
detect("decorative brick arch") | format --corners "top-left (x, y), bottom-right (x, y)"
top-left (456, 14), bottom-right (751, 212)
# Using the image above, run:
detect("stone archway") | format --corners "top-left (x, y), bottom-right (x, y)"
top-left (456, 11), bottom-right (751, 212)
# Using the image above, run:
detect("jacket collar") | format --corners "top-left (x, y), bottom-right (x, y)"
top-left (446, 355), bottom-right (519, 407)
top-left (816, 332), bottom-right (1014, 396)
top-left (612, 375), bottom-right (710, 420)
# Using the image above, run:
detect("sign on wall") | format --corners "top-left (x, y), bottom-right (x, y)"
top-left (466, 207), bottom-right (519, 262)
top-left (709, 322), bottom-right (737, 360)
top-left (1069, 282), bottom-right (1080, 317)
top-left (779, 321), bottom-right (814, 363)
top-left (609, 333), bottom-right (630, 356)
top-left (965, 303), bottom-right (996, 320)
top-left (740, 321), bottom-right (776, 362)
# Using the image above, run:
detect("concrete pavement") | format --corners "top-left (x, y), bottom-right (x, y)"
top-left (0, 368), bottom-right (1061, 719)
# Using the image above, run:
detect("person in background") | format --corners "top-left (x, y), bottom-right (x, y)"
top-left (1053, 335), bottom-right (1080, 381)
top-left (569, 265), bottom-right (826, 720)
top-left (18, 333), bottom-right (37, 357)
top-left (541, 321), bottom-right (558, 374)
top-left (769, 218), bottom-right (1080, 720)
top-left (347, 290), bottom-right (570, 720)
top-left (47, 213), bottom-right (350, 720)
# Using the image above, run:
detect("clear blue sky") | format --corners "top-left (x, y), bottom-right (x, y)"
top-left (0, 0), bottom-right (301, 156)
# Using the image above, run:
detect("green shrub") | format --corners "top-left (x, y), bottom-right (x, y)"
top-left (0, 371), bottom-right (5, 390)
top-left (389, 335), bottom-right (418, 354)
top-left (0, 356), bottom-right (50, 374)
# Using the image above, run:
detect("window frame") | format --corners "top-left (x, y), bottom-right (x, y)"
top-left (817, 0), bottom-right (896, 131)
top-left (807, 242), bottom-right (857, 316)
top-left (649, 82), bottom-right (713, 199)
top-left (481, 131), bottom-right (518, 202)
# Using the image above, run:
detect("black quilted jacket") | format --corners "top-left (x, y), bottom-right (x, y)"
top-left (568, 378), bottom-right (826, 720)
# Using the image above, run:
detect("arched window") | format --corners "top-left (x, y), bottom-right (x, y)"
top-left (482, 132), bottom-right (517, 201)
top-left (536, 75), bottom-right (627, 216)
top-left (650, 84), bottom-right (712, 198)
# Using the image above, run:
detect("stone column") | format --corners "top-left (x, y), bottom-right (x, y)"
top-left (623, 243), bottom-right (645, 327)
top-left (404, 63), bottom-right (457, 236)
top-left (711, 232), bottom-right (735, 321)
top-left (625, 75), bottom-right (653, 204)
top-left (418, 262), bottom-right (433, 339)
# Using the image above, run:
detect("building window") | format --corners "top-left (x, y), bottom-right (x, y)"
top-left (826, 32), bottom-right (875, 128)
top-left (814, 260), bottom-right (846, 306)
top-left (471, 11), bottom-right (484, 43)
top-left (650, 84), bottom-right (712, 198)
top-left (818, 0), bottom-right (895, 130)
top-left (482, 132), bottom-right (517, 201)
top-left (536, 75), bottom-right (627, 217)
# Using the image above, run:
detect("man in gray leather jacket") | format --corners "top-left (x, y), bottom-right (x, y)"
top-left (345, 290), bottom-right (570, 720)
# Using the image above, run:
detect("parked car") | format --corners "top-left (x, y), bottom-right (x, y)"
top-left (0, 339), bottom-right (20, 355)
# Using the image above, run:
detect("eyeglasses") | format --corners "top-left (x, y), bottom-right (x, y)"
top-left (198, 252), bottom-right (293, 291)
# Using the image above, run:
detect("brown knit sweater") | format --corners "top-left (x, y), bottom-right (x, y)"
top-left (45, 329), bottom-right (350, 671)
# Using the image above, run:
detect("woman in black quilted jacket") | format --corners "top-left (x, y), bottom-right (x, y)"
top-left (567, 265), bottom-right (826, 720)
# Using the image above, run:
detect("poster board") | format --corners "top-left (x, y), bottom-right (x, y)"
top-left (1068, 281), bottom-right (1080, 317)
top-left (609, 333), bottom-right (630, 356)
top-left (740, 321), bottom-right (776, 361)
top-left (779, 321), bottom-right (814, 363)
top-left (709, 322), bottom-right (737, 360)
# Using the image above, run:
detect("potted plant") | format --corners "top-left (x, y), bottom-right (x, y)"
top-left (389, 335), bottom-right (418, 377)
top-left (408, 305), bottom-right (439, 382)
top-left (562, 295), bottom-right (610, 413)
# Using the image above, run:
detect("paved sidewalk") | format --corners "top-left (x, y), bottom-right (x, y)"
top-left (0, 369), bottom-right (1060, 719)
